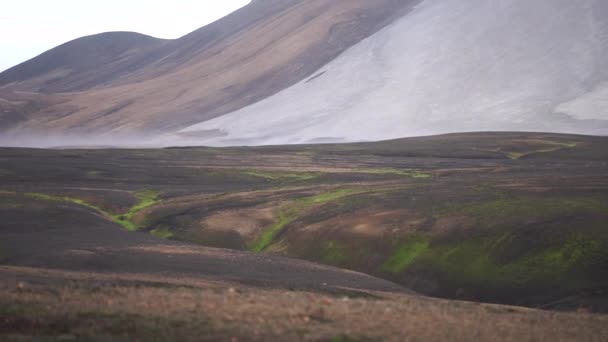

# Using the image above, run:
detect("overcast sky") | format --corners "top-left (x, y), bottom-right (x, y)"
top-left (0, 0), bottom-right (250, 72)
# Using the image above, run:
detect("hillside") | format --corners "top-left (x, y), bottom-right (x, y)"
top-left (181, 0), bottom-right (608, 145)
top-left (2, 0), bottom-right (608, 147)
top-left (0, 0), bottom-right (416, 144)
top-left (1, 132), bottom-right (608, 340)
top-left (1, 132), bottom-right (607, 312)
top-left (0, 32), bottom-right (166, 93)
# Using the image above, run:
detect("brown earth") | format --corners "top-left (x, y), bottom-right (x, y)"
top-left (2, 266), bottom-right (608, 341)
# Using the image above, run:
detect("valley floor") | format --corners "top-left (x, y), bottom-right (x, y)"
top-left (1, 132), bottom-right (607, 340)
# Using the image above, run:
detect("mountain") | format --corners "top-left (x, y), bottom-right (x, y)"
top-left (0, 32), bottom-right (166, 93)
top-left (180, 0), bottom-right (608, 145)
top-left (1, 0), bottom-right (608, 147)
top-left (0, 0), bottom-right (415, 146)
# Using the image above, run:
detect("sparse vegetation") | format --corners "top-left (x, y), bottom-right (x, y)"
top-left (112, 190), bottom-right (160, 231)
top-left (383, 236), bottom-right (429, 273)
top-left (477, 140), bottom-right (580, 159)
top-left (25, 192), bottom-right (105, 212)
top-left (322, 241), bottom-right (349, 264)
top-left (381, 230), bottom-right (608, 300)
top-left (250, 211), bottom-right (293, 252)
top-left (244, 170), bottom-right (320, 183)
top-left (150, 228), bottom-right (175, 239)
top-left (2, 132), bottom-right (608, 314)
top-left (25, 190), bottom-right (160, 231)
top-left (449, 197), bottom-right (608, 225)
top-left (250, 189), bottom-right (358, 252)
top-left (358, 168), bottom-right (432, 179)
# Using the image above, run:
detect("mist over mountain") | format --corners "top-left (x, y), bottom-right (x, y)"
top-left (0, 0), bottom-right (411, 146)
top-left (1, 0), bottom-right (607, 147)
top-left (181, 0), bottom-right (608, 145)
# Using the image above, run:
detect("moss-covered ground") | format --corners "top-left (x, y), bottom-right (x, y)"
top-left (249, 189), bottom-right (358, 252)
top-left (25, 190), bottom-right (160, 231)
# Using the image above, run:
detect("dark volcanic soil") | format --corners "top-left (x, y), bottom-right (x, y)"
top-left (0, 198), bottom-right (404, 295)
top-left (0, 132), bottom-right (607, 340)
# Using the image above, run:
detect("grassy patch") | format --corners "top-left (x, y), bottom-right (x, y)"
top-left (250, 212), bottom-right (293, 253)
top-left (321, 241), bottom-right (350, 264)
top-left (452, 197), bottom-right (608, 225)
top-left (405, 196), bottom-right (608, 287)
top-left (299, 189), bottom-right (358, 206)
top-left (85, 170), bottom-right (104, 178)
top-left (507, 141), bottom-right (578, 159)
top-left (243, 170), bottom-right (320, 183)
top-left (383, 236), bottom-right (430, 273)
top-left (472, 140), bottom-right (579, 159)
top-left (507, 152), bottom-right (525, 160)
top-left (359, 168), bottom-right (432, 179)
top-left (25, 190), bottom-right (160, 231)
top-left (25, 192), bottom-right (104, 212)
top-left (423, 234), bottom-right (605, 288)
top-left (249, 189), bottom-right (358, 252)
top-left (150, 228), bottom-right (175, 240)
top-left (111, 190), bottom-right (160, 231)
top-left (382, 230), bottom-right (608, 291)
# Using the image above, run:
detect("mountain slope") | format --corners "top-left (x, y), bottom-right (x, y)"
top-left (181, 0), bottom-right (608, 146)
top-left (3, 0), bottom-right (608, 147)
top-left (0, 0), bottom-right (417, 145)
top-left (0, 32), bottom-right (167, 93)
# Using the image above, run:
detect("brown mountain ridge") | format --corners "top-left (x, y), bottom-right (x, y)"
top-left (0, 0), bottom-right (418, 144)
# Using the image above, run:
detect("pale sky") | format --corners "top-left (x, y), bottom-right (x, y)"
top-left (0, 0), bottom-right (251, 72)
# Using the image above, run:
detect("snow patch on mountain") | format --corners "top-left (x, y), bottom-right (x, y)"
top-left (180, 0), bottom-right (608, 145)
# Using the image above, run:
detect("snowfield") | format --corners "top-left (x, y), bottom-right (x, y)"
top-left (179, 0), bottom-right (608, 145)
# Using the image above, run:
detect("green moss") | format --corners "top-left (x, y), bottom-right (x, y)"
top-left (449, 197), bottom-right (608, 226)
top-left (111, 190), bottom-right (160, 231)
top-left (250, 211), bottom-right (293, 253)
top-left (86, 170), bottom-right (103, 178)
top-left (243, 170), bottom-right (320, 183)
top-left (507, 141), bottom-right (578, 159)
top-left (359, 168), bottom-right (432, 179)
top-left (25, 192), bottom-right (104, 212)
top-left (299, 189), bottom-right (358, 206)
top-left (25, 190), bottom-right (160, 232)
top-left (474, 140), bottom-right (579, 159)
top-left (132, 190), bottom-right (160, 214)
top-left (386, 231), bottom-right (607, 290)
top-left (321, 241), bottom-right (350, 264)
top-left (495, 236), bottom-right (602, 286)
top-left (382, 237), bottom-right (430, 273)
top-left (150, 228), bottom-right (175, 240)
top-left (249, 189), bottom-right (358, 252)
top-left (508, 152), bottom-right (525, 160)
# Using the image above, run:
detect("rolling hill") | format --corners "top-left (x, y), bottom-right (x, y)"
top-left (1, 132), bottom-right (607, 312)
top-left (1, 132), bottom-right (608, 340)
